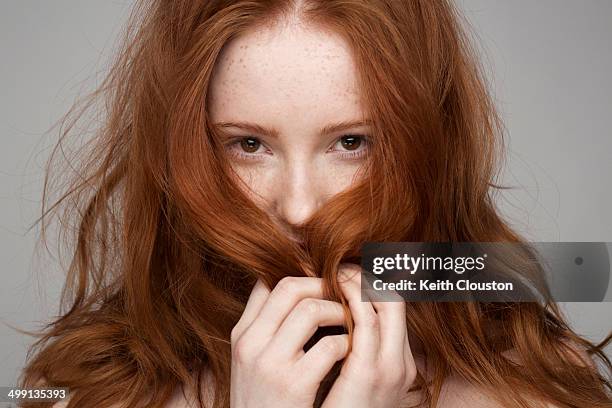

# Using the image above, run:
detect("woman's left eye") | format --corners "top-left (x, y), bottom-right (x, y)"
top-left (331, 134), bottom-right (370, 159)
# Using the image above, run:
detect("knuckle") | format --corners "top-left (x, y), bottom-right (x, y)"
top-left (232, 337), bottom-right (255, 364)
top-left (338, 263), bottom-right (361, 280)
top-left (296, 298), bottom-right (321, 317)
top-left (275, 276), bottom-right (300, 296)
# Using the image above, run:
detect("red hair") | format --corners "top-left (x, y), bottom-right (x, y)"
top-left (18, 0), bottom-right (611, 407)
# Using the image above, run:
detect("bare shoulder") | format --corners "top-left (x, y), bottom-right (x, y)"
top-left (436, 374), bottom-right (507, 407)
top-left (436, 339), bottom-right (594, 408)
top-left (436, 374), bottom-right (563, 408)
top-left (398, 355), bottom-right (505, 407)
top-left (50, 384), bottom-right (210, 408)
top-left (49, 367), bottom-right (215, 408)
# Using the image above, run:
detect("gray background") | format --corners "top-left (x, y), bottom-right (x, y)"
top-left (1, 0), bottom-right (610, 388)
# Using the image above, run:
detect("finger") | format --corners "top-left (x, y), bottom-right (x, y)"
top-left (337, 264), bottom-right (379, 362)
top-left (267, 299), bottom-right (347, 360)
top-left (246, 276), bottom-right (325, 341)
top-left (233, 279), bottom-right (271, 337)
top-left (297, 334), bottom-right (349, 384)
top-left (367, 272), bottom-right (409, 363)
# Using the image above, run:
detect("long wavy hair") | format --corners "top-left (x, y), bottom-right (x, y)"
top-left (17, 0), bottom-right (611, 407)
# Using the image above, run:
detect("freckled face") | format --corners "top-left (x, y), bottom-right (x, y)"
top-left (208, 21), bottom-right (370, 233)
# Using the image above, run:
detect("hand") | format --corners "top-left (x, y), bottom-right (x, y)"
top-left (230, 277), bottom-right (350, 408)
top-left (321, 263), bottom-right (416, 408)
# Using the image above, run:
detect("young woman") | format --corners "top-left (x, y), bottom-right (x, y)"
top-left (18, 0), bottom-right (611, 407)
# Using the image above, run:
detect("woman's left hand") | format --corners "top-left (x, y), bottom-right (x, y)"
top-left (321, 263), bottom-right (416, 408)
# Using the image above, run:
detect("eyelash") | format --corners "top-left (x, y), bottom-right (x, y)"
top-left (224, 135), bottom-right (371, 161)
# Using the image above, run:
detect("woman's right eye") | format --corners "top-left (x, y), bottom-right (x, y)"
top-left (225, 136), bottom-right (268, 161)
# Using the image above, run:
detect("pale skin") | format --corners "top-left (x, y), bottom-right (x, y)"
top-left (52, 16), bottom-right (589, 408)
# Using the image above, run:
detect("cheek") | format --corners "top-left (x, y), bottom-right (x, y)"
top-left (320, 161), bottom-right (365, 196)
top-left (231, 164), bottom-right (276, 204)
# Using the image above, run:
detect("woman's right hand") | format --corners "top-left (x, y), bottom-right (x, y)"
top-left (230, 277), bottom-right (349, 408)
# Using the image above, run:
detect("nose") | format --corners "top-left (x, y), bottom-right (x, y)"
top-left (272, 160), bottom-right (322, 226)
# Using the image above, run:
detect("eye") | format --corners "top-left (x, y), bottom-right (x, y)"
top-left (331, 134), bottom-right (370, 159)
top-left (339, 135), bottom-right (362, 150)
top-left (225, 136), bottom-right (268, 161)
top-left (239, 137), bottom-right (261, 153)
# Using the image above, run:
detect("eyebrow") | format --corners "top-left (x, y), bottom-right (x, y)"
top-left (212, 119), bottom-right (372, 138)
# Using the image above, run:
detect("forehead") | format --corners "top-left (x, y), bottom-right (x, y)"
top-left (208, 21), bottom-right (365, 125)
